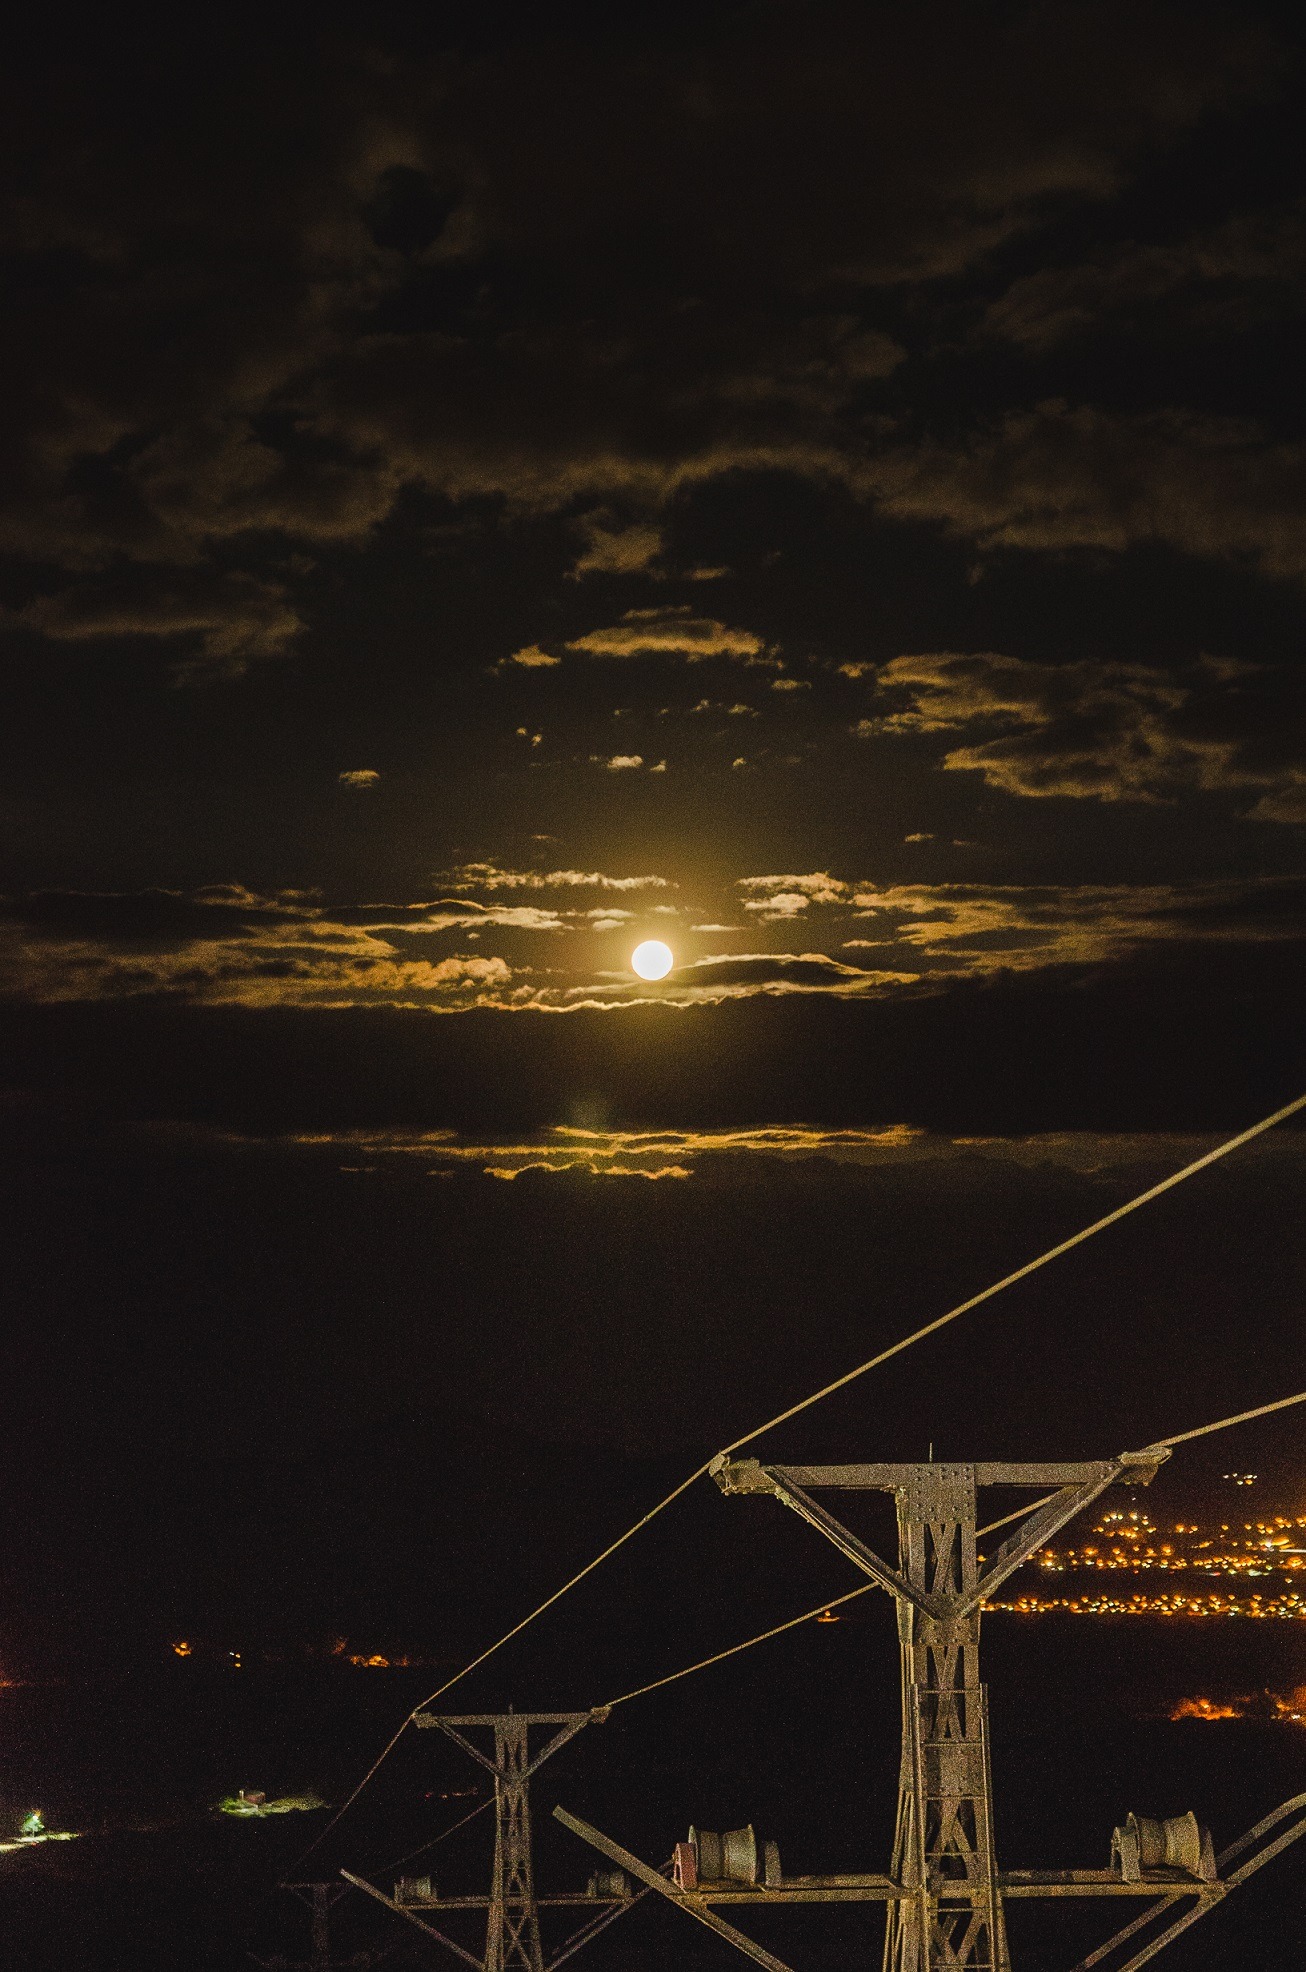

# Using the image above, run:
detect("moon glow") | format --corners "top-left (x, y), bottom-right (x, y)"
top-left (631, 939), bottom-right (674, 980)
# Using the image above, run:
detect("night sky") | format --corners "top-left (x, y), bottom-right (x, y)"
top-left (3, 0), bottom-right (1306, 1691)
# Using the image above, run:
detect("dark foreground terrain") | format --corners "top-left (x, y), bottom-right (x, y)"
top-left (2, 1611), bottom-right (1303, 1971)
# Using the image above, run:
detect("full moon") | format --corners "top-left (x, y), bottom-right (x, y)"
top-left (631, 939), bottom-right (674, 980)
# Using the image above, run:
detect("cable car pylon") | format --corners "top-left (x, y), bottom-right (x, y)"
top-left (555, 1444), bottom-right (1306, 1971)
top-left (344, 1709), bottom-right (649, 1972)
top-left (250, 1882), bottom-right (384, 1971)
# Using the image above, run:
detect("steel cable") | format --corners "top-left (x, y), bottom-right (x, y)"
top-left (295, 1087), bottom-right (1306, 1858)
top-left (374, 1795), bottom-right (495, 1877)
top-left (596, 1385), bottom-right (1306, 1712)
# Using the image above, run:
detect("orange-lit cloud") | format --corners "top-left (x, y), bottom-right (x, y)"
top-left (570, 513), bottom-right (665, 578)
top-left (18, 575), bottom-right (304, 683)
top-left (1, 873), bottom-right (1302, 1009)
top-left (852, 651), bottom-right (1306, 819)
top-left (442, 864), bottom-right (673, 892)
top-left (501, 644), bottom-right (561, 669)
top-left (567, 608), bottom-right (769, 663)
top-left (864, 406), bottom-right (1306, 585)
top-left (270, 1121), bottom-right (1306, 1186)
top-left (296, 1120), bottom-right (926, 1180)
top-left (739, 873), bottom-right (851, 917)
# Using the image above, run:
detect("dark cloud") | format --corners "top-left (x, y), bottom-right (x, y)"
top-left (15, 573), bottom-right (303, 682)
top-left (569, 512), bottom-right (665, 579)
top-left (667, 951), bottom-right (911, 993)
top-left (0, 885), bottom-right (312, 944)
top-left (978, 200), bottom-right (1306, 351)
top-left (864, 407), bottom-right (1306, 584)
top-left (209, 1115), bottom-right (1306, 1186)
top-left (843, 876), bottom-right (1306, 966)
top-left (0, 886), bottom-right (558, 1004)
top-left (855, 651), bottom-right (1306, 818)
top-left (0, 2), bottom-right (1280, 680)
top-left (4, 871), bottom-right (1303, 1007)
top-left (2, 936), bottom-right (1303, 1139)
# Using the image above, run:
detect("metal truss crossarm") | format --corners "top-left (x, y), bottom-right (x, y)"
top-left (749, 1468), bottom-right (936, 1616)
top-left (964, 1467), bottom-right (1127, 1616)
top-left (962, 1450), bottom-right (1169, 1617)
top-left (423, 1720), bottom-right (504, 1777)
top-left (412, 1713), bottom-right (593, 1782)
top-left (552, 1809), bottom-right (797, 1972)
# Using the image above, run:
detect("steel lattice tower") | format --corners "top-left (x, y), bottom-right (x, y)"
top-left (554, 1445), bottom-right (1306, 1972)
top-left (485, 1713), bottom-right (545, 1972)
top-left (410, 1710), bottom-right (595, 1972)
top-left (881, 1463), bottom-right (1008, 1972)
top-left (345, 1707), bottom-right (646, 1971)
top-left (258, 1882), bottom-right (382, 1971)
top-left (708, 1454), bottom-right (1168, 1970)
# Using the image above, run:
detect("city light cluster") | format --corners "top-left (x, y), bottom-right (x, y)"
top-left (1031, 1507), bottom-right (1306, 1585)
top-left (995, 1591), bottom-right (1306, 1619)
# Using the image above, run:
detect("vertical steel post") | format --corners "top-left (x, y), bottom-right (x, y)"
top-left (883, 1464), bottom-right (1008, 1972)
top-left (309, 1882), bottom-right (333, 1971)
top-left (487, 1714), bottom-right (544, 1972)
top-left (279, 1881), bottom-right (360, 1971)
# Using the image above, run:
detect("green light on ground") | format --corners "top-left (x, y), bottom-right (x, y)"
top-left (216, 1790), bottom-right (326, 1818)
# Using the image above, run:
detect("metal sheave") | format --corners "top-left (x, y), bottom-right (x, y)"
top-left (1112, 1811), bottom-right (1216, 1882)
top-left (688, 1824), bottom-right (760, 1883)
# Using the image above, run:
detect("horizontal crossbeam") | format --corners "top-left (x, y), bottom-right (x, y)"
top-left (1000, 1873), bottom-right (1218, 1900)
top-left (722, 1457), bottom-right (1167, 1492)
top-left (415, 1713), bottom-right (594, 1727)
top-left (759, 1471), bottom-right (937, 1614)
top-left (713, 1453), bottom-right (1170, 1620)
top-left (553, 1808), bottom-right (798, 1972)
top-left (361, 1894), bottom-right (636, 1909)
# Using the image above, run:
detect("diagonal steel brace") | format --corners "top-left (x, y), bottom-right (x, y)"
top-left (553, 1807), bottom-right (797, 1972)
